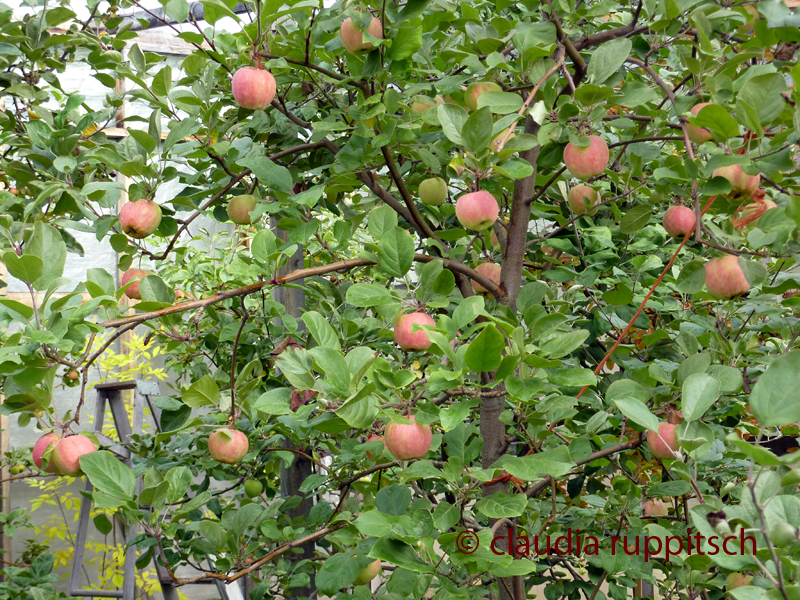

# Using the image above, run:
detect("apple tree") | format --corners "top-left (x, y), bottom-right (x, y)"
top-left (1, 0), bottom-right (800, 599)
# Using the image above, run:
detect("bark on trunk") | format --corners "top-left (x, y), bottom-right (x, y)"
top-left (482, 113), bottom-right (543, 600)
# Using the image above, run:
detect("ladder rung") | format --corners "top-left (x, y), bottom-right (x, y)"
top-left (68, 588), bottom-right (123, 598)
top-left (94, 381), bottom-right (136, 391)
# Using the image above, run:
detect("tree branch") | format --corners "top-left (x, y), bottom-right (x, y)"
top-left (101, 255), bottom-right (502, 329)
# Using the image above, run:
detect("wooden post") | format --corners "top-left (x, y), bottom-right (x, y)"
top-left (0, 414), bottom-right (11, 575)
top-left (273, 222), bottom-right (315, 597)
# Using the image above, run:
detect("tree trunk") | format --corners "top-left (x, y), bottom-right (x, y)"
top-left (273, 224), bottom-right (316, 598)
top-left (500, 115), bottom-right (541, 311)
top-left (481, 383), bottom-right (516, 600)
top-left (481, 114), bottom-right (543, 600)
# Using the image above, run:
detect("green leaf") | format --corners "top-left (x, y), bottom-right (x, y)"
top-left (387, 20), bottom-right (422, 60)
top-left (182, 375), bottom-right (219, 408)
top-left (613, 397), bottom-right (659, 432)
top-left (369, 537), bottom-right (434, 573)
top-left (453, 296), bottom-right (487, 329)
top-left (496, 157), bottom-right (534, 179)
top-left (682, 373), bottom-right (720, 422)
top-left (151, 65), bottom-right (172, 97)
top-left (377, 227), bottom-right (415, 277)
top-left (0, 299), bottom-right (34, 319)
top-left (139, 275), bottom-right (173, 303)
top-left (163, 118), bottom-right (201, 153)
top-left (432, 501), bottom-right (460, 531)
top-left (129, 129), bottom-right (157, 155)
top-left (493, 446), bottom-right (574, 481)
top-left (602, 284), bottom-right (633, 306)
top-left (727, 433), bottom-right (782, 466)
top-left (462, 106), bottom-right (493, 154)
top-left (165, 466), bottom-right (192, 503)
top-left (376, 483), bottom-right (412, 516)
top-left (620, 206), bottom-right (653, 234)
top-left (465, 325), bottom-right (505, 373)
top-left (239, 155), bottom-right (293, 192)
top-left (474, 492), bottom-right (528, 519)
top-left (369, 204), bottom-right (399, 239)
top-left (649, 480), bottom-right (692, 496)
top-left (25, 222), bottom-right (66, 290)
top-left (539, 329), bottom-right (589, 359)
top-left (199, 520), bottom-right (227, 548)
top-left (750, 351), bottom-right (800, 427)
top-left (547, 368), bottom-right (596, 387)
top-left (437, 104), bottom-right (467, 145)
top-left (93, 514), bottom-right (113, 536)
top-left (80, 451), bottom-right (135, 500)
top-left (587, 38), bottom-right (632, 84)
top-left (336, 389), bottom-right (378, 428)
top-left (738, 73), bottom-right (788, 126)
top-left (252, 388), bottom-right (293, 416)
top-left (476, 91), bottom-right (524, 114)
top-left (302, 311), bottom-right (342, 351)
top-left (574, 84), bottom-right (615, 105)
top-left (3, 252), bottom-right (43, 284)
top-left (309, 347), bottom-right (350, 393)
top-left (677, 260), bottom-right (707, 294)
top-left (316, 552), bottom-right (361, 595)
top-left (689, 104), bottom-right (740, 141)
top-left (531, 313), bottom-right (568, 340)
top-left (440, 402), bottom-right (472, 432)
top-left (164, 0), bottom-right (190, 22)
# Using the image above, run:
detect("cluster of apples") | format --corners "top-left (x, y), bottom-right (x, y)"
top-left (663, 103), bottom-right (768, 300)
top-left (32, 432), bottom-right (96, 477)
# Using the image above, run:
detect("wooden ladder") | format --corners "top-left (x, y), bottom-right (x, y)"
top-left (67, 380), bottom-right (241, 600)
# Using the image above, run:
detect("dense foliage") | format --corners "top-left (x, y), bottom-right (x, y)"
top-left (1, 0), bottom-right (800, 598)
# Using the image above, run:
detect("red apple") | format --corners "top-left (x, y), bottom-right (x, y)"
top-left (394, 312), bottom-right (436, 351)
top-left (712, 164), bottom-right (760, 199)
top-left (120, 268), bottom-right (150, 300)
top-left (705, 255), bottom-right (750, 299)
top-left (647, 422), bottom-right (680, 460)
top-left (663, 205), bottom-right (697, 237)
top-left (465, 82), bottom-right (502, 110)
top-left (419, 177), bottom-right (448, 206)
top-left (687, 102), bottom-right (714, 144)
top-left (455, 191), bottom-right (499, 231)
top-left (642, 499), bottom-right (669, 517)
top-left (384, 415), bottom-right (432, 460)
top-left (726, 573), bottom-right (753, 591)
top-left (32, 432), bottom-right (61, 473)
top-left (471, 262), bottom-right (502, 295)
top-left (227, 194), bottom-right (258, 225)
top-left (366, 434), bottom-right (384, 460)
top-left (119, 200), bottom-right (162, 239)
top-left (208, 428), bottom-right (249, 464)
top-left (564, 136), bottom-right (609, 180)
top-left (353, 559), bottom-right (381, 585)
top-left (339, 17), bottom-right (383, 54)
top-left (232, 67), bottom-right (276, 110)
top-left (568, 184), bottom-right (599, 215)
top-left (52, 434), bottom-right (96, 476)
